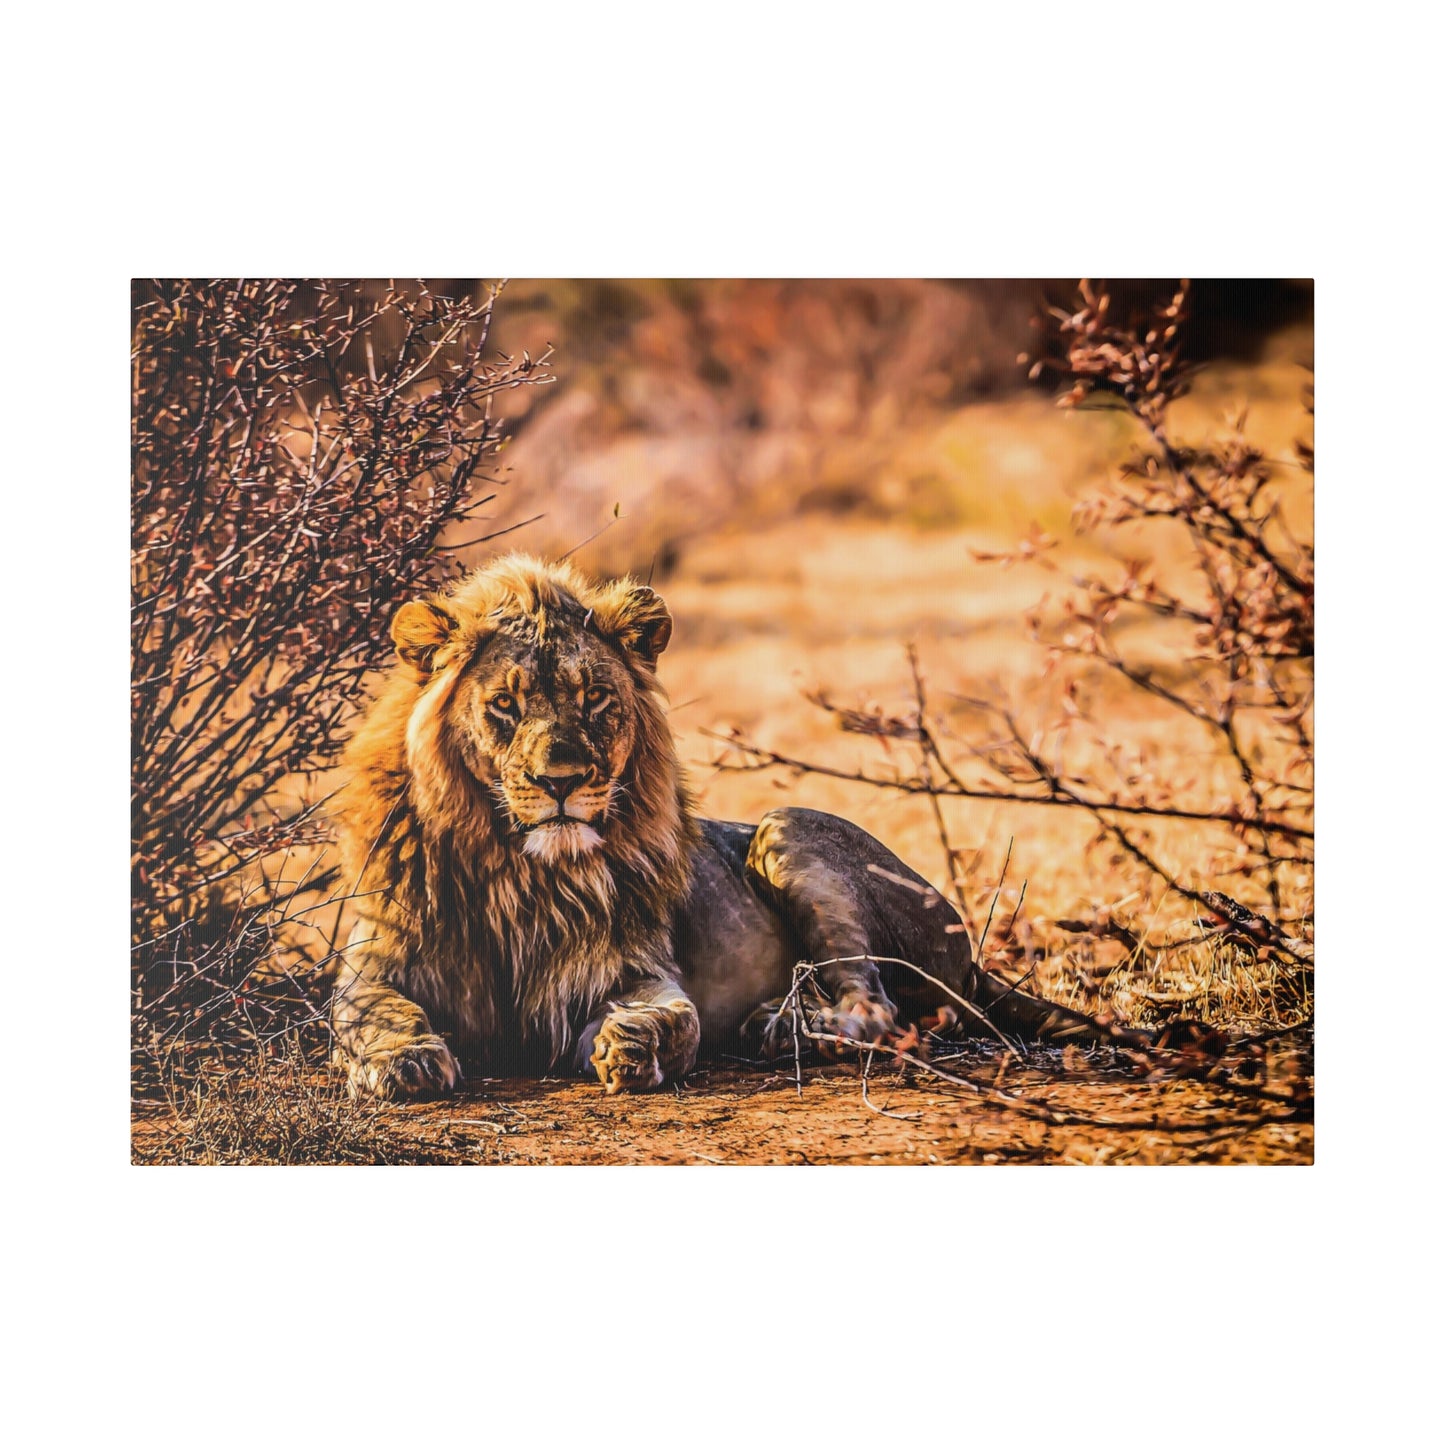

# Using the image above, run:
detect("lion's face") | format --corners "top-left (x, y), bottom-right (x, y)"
top-left (451, 621), bottom-right (649, 860)
top-left (389, 557), bottom-right (676, 865)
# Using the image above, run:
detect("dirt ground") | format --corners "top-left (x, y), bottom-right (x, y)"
top-left (381, 1048), bottom-right (1313, 1165)
top-left (132, 1037), bottom-right (1313, 1165)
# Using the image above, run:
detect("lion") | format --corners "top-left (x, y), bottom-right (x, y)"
top-left (333, 553), bottom-right (1116, 1098)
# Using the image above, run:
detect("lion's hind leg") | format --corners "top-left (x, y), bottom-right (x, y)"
top-left (743, 806), bottom-right (986, 1058)
top-left (745, 990), bottom-right (909, 1064)
top-left (744, 808), bottom-right (913, 1050)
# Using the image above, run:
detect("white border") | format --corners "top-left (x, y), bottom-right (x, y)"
top-left (10, 4), bottom-right (1434, 1436)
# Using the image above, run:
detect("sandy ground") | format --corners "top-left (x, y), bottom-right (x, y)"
top-left (399, 1052), bottom-right (1312, 1165)
top-left (132, 1036), bottom-right (1313, 1166)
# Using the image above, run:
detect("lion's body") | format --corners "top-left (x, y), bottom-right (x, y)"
top-left (333, 555), bottom-right (1107, 1098)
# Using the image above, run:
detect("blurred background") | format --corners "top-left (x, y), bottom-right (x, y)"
top-left (471, 279), bottom-right (1312, 573)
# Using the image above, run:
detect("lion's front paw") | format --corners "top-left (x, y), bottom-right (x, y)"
top-left (591, 999), bottom-right (699, 1095)
top-left (808, 994), bottom-right (899, 1060)
top-left (345, 1035), bottom-right (461, 1100)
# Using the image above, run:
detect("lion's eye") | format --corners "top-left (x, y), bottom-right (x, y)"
top-left (584, 685), bottom-right (611, 715)
top-left (488, 694), bottom-right (518, 720)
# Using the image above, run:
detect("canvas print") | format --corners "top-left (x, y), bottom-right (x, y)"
top-left (130, 278), bottom-right (1314, 1164)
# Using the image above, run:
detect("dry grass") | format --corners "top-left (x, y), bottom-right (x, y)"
top-left (1083, 927), bottom-right (1312, 1033)
top-left (132, 1040), bottom-right (457, 1166)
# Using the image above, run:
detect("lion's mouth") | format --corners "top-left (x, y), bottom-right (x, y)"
top-left (517, 812), bottom-right (599, 833)
top-left (500, 774), bottom-right (613, 849)
top-left (519, 817), bottom-right (605, 861)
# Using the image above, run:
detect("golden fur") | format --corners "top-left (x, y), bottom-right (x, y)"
top-left (333, 555), bottom-right (701, 1096)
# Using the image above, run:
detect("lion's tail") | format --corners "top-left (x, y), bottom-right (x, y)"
top-left (969, 972), bottom-right (1143, 1048)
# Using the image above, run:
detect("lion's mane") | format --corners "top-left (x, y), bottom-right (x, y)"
top-left (338, 556), bottom-right (699, 1069)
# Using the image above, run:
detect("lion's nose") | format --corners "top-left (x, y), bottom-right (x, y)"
top-left (528, 769), bottom-right (592, 803)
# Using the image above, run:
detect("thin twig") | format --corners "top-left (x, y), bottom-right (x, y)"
top-left (861, 1049), bottom-right (922, 1121)
top-left (975, 838), bottom-right (1013, 959)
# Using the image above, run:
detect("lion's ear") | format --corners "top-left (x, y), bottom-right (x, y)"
top-left (392, 599), bottom-right (457, 675)
top-left (595, 585), bottom-right (672, 669)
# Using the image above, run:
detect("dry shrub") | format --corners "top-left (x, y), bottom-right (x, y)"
top-left (720, 281), bottom-right (1314, 1036)
top-left (131, 279), bottom-right (550, 1141)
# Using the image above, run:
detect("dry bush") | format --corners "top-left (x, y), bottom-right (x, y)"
top-left (719, 281), bottom-right (1314, 1038)
top-left (131, 279), bottom-right (550, 1130)
top-left (132, 1038), bottom-right (459, 1166)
